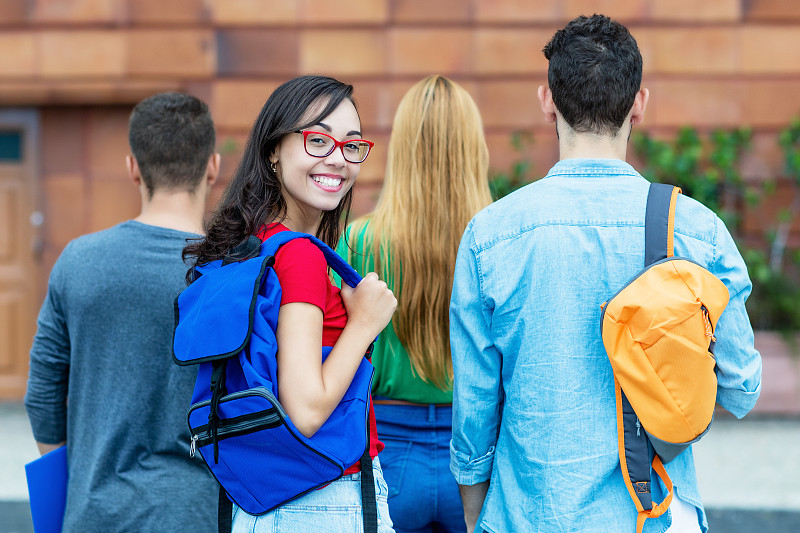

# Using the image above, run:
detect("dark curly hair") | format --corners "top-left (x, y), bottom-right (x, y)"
top-left (183, 75), bottom-right (356, 281)
top-left (543, 14), bottom-right (642, 136)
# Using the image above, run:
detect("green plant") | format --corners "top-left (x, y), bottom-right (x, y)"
top-left (773, 119), bottom-right (800, 272)
top-left (634, 125), bottom-right (800, 332)
top-left (489, 131), bottom-right (535, 200)
top-left (633, 127), bottom-right (753, 237)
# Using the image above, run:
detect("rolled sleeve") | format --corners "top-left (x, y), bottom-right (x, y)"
top-left (449, 223), bottom-right (503, 485)
top-left (710, 217), bottom-right (762, 418)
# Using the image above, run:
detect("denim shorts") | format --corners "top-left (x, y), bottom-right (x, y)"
top-left (231, 456), bottom-right (394, 533)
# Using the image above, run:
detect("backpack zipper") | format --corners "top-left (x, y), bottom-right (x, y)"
top-left (190, 410), bottom-right (283, 458)
top-left (701, 304), bottom-right (716, 341)
top-left (600, 255), bottom-right (711, 327)
top-left (187, 387), bottom-right (286, 458)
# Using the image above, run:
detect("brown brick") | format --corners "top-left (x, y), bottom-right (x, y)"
top-left (211, 80), bottom-right (280, 131)
top-left (353, 132), bottom-right (388, 184)
top-left (127, 30), bottom-right (215, 78)
top-left (742, 179), bottom-right (800, 238)
top-left (486, 126), bottom-right (558, 180)
top-left (86, 107), bottom-right (131, 177)
top-left (392, 0), bottom-right (470, 23)
top-left (630, 27), bottom-right (656, 76)
top-left (0, 33), bottom-right (35, 78)
top-left (89, 178), bottom-right (140, 233)
top-left (298, 0), bottom-right (389, 24)
top-left (0, 80), bottom-right (180, 106)
top-left (300, 30), bottom-right (386, 76)
top-left (31, 0), bottom-right (123, 23)
top-left (182, 81), bottom-right (214, 110)
top-left (742, 26), bottom-right (800, 74)
top-left (474, 0), bottom-right (562, 23)
top-left (745, 0), bottom-right (800, 20)
top-left (740, 131), bottom-right (783, 182)
top-left (486, 128), bottom-right (559, 184)
top-left (475, 29), bottom-right (552, 75)
top-left (215, 132), bottom-right (248, 184)
top-left (128, 0), bottom-right (211, 24)
top-left (211, 0), bottom-right (298, 25)
top-left (390, 29), bottom-right (472, 75)
top-left (650, 0), bottom-right (741, 21)
top-left (43, 173), bottom-right (87, 248)
top-left (40, 108), bottom-right (85, 175)
top-left (353, 80), bottom-right (413, 132)
top-left (648, 80), bottom-right (742, 128)
top-left (564, 0), bottom-right (648, 21)
top-left (0, 0), bottom-right (29, 25)
top-left (350, 179), bottom-right (382, 219)
top-left (217, 29), bottom-right (298, 76)
top-left (208, 173), bottom-right (228, 214)
top-left (650, 28), bottom-right (738, 74)
top-left (476, 81), bottom-right (543, 129)
top-left (39, 31), bottom-right (127, 78)
top-left (750, 332), bottom-right (800, 415)
top-left (741, 80), bottom-right (800, 128)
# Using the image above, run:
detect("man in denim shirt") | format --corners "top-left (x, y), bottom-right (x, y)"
top-left (449, 15), bottom-right (761, 533)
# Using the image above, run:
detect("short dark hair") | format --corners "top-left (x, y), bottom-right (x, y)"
top-left (128, 92), bottom-right (215, 196)
top-left (543, 14), bottom-right (642, 136)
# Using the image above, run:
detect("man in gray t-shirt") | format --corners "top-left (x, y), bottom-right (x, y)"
top-left (25, 92), bottom-right (221, 532)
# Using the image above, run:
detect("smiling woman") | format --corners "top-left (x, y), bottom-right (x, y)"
top-left (183, 75), bottom-right (397, 533)
top-left (270, 100), bottom-right (367, 227)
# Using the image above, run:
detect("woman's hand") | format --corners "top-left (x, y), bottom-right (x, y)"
top-left (340, 272), bottom-right (397, 339)
top-left (276, 273), bottom-right (396, 438)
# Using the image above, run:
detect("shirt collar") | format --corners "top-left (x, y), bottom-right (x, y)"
top-left (544, 158), bottom-right (640, 179)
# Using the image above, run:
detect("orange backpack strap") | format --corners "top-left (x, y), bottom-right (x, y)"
top-left (616, 380), bottom-right (675, 533)
top-left (644, 183), bottom-right (681, 265)
top-left (635, 455), bottom-right (674, 533)
top-left (616, 183), bottom-right (681, 532)
top-left (615, 380), bottom-right (653, 511)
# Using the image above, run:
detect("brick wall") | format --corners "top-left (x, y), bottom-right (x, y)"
top-left (2, 0), bottom-right (800, 263)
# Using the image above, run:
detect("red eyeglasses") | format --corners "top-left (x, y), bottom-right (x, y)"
top-left (296, 130), bottom-right (374, 164)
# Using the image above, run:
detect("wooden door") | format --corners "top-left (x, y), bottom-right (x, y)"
top-left (0, 110), bottom-right (40, 399)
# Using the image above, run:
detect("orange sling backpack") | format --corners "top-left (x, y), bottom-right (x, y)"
top-left (600, 183), bottom-right (729, 533)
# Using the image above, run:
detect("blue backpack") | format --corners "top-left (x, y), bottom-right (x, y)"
top-left (173, 231), bottom-right (377, 532)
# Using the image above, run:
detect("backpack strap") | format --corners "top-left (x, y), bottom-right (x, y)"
top-left (218, 488), bottom-right (233, 533)
top-left (644, 183), bottom-right (681, 266)
top-left (616, 381), bottom-right (674, 533)
top-left (261, 230), bottom-right (363, 288)
top-left (618, 182), bottom-right (681, 532)
top-left (359, 450), bottom-right (378, 533)
top-left (263, 230), bottom-right (378, 532)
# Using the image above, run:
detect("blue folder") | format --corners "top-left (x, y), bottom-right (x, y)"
top-left (25, 445), bottom-right (68, 533)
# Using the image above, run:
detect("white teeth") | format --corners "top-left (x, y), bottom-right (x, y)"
top-left (312, 176), bottom-right (342, 188)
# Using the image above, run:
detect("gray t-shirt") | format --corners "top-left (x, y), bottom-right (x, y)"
top-left (25, 220), bottom-right (217, 532)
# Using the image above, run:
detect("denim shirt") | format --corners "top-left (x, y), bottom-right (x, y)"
top-left (449, 159), bottom-right (762, 533)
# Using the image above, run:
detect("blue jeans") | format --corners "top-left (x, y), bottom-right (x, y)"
top-left (375, 401), bottom-right (466, 533)
top-left (231, 456), bottom-right (394, 532)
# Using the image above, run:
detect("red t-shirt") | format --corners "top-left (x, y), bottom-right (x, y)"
top-left (256, 223), bottom-right (383, 474)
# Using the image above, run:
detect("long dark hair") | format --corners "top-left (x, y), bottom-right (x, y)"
top-left (183, 76), bottom-right (356, 280)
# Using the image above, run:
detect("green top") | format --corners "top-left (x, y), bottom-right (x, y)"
top-left (335, 220), bottom-right (453, 404)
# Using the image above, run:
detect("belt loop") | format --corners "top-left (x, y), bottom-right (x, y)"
top-left (428, 403), bottom-right (435, 423)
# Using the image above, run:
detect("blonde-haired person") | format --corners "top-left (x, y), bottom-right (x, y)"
top-left (337, 75), bottom-right (492, 533)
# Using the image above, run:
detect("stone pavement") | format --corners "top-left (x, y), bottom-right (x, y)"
top-left (2, 401), bottom-right (799, 533)
top-left (3, 333), bottom-right (799, 532)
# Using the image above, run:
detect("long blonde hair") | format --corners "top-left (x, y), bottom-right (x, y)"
top-left (348, 75), bottom-right (492, 389)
